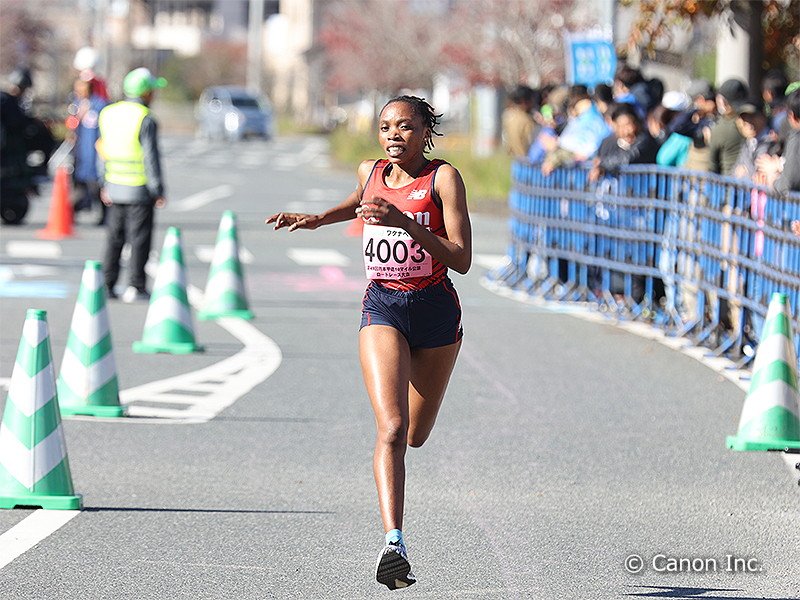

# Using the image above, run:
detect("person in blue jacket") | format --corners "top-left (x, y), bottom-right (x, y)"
top-left (69, 77), bottom-right (108, 224)
top-left (540, 87), bottom-right (611, 175)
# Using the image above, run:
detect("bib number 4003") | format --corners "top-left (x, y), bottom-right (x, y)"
top-left (364, 237), bottom-right (425, 265)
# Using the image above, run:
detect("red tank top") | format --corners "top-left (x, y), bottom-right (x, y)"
top-left (362, 159), bottom-right (448, 291)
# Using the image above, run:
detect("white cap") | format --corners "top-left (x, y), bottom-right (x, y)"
top-left (73, 47), bottom-right (99, 71)
top-left (661, 90), bottom-right (691, 111)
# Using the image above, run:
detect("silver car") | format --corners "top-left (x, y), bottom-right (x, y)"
top-left (196, 86), bottom-right (273, 141)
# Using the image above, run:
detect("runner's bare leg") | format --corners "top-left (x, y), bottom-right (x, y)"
top-left (360, 328), bottom-right (461, 531)
top-left (360, 325), bottom-right (411, 532)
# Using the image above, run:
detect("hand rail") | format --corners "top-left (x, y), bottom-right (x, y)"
top-left (485, 161), bottom-right (800, 369)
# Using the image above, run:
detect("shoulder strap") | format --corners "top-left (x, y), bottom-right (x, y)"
top-left (429, 159), bottom-right (449, 209)
top-left (360, 159), bottom-right (385, 200)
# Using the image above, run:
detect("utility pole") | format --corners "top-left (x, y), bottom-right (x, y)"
top-left (600, 0), bottom-right (616, 43)
top-left (247, 0), bottom-right (265, 95)
top-left (715, 2), bottom-right (763, 93)
top-left (94, 0), bottom-right (111, 80)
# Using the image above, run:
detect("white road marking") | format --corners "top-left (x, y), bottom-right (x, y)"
top-left (119, 314), bottom-right (281, 423)
top-left (15, 265), bottom-right (60, 278)
top-left (284, 201), bottom-right (330, 213)
top-left (0, 154), bottom-right (295, 566)
top-left (170, 184), bottom-right (234, 212)
top-left (0, 272), bottom-right (284, 562)
top-left (194, 245), bottom-right (254, 264)
top-left (108, 272), bottom-right (282, 423)
top-left (5, 241), bottom-right (62, 259)
top-left (305, 189), bottom-right (329, 202)
top-left (0, 509), bottom-right (80, 570)
top-left (287, 248), bottom-right (350, 267)
top-left (0, 265), bottom-right (60, 280)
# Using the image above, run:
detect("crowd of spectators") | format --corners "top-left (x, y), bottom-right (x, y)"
top-left (501, 65), bottom-right (800, 196)
top-left (500, 65), bottom-right (800, 349)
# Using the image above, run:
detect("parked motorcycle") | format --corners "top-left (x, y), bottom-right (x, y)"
top-left (0, 115), bottom-right (55, 224)
top-left (0, 67), bottom-right (56, 225)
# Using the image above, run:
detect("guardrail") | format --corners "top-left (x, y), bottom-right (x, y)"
top-left (484, 161), bottom-right (800, 368)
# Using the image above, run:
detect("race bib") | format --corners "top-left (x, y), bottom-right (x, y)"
top-left (362, 224), bottom-right (432, 280)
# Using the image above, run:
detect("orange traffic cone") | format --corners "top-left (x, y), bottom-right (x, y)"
top-left (345, 217), bottom-right (364, 237)
top-left (37, 167), bottom-right (74, 240)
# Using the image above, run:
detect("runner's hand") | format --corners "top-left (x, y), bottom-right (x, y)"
top-left (266, 212), bottom-right (321, 231)
top-left (357, 197), bottom-right (407, 228)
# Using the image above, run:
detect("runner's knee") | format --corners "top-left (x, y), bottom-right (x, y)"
top-left (377, 418), bottom-right (408, 447)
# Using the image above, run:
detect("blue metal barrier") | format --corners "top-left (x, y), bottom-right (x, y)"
top-left (486, 162), bottom-right (800, 368)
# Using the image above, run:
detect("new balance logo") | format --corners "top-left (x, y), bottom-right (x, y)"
top-left (402, 210), bottom-right (430, 226)
top-left (406, 189), bottom-right (427, 200)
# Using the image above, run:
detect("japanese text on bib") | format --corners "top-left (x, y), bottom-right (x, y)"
top-left (362, 224), bottom-right (432, 279)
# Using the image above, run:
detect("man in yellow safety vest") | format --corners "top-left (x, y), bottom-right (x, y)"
top-left (97, 67), bottom-right (167, 302)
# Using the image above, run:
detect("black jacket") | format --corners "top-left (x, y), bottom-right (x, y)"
top-left (774, 129), bottom-right (800, 195)
top-left (596, 131), bottom-right (659, 174)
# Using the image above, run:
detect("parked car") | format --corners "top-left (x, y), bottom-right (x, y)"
top-left (195, 86), bottom-right (273, 141)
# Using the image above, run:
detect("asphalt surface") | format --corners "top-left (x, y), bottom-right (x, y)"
top-left (0, 134), bottom-right (798, 599)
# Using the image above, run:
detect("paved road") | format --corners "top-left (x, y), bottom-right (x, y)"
top-left (0, 134), bottom-right (798, 599)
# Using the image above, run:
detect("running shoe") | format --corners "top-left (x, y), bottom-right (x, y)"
top-left (122, 286), bottom-right (150, 303)
top-left (375, 540), bottom-right (416, 590)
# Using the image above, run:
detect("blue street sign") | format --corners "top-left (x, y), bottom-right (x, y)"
top-left (565, 36), bottom-right (616, 88)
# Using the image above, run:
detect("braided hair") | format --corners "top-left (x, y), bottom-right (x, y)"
top-left (381, 95), bottom-right (443, 153)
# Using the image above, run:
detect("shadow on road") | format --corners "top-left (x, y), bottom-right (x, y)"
top-left (211, 415), bottom-right (325, 423)
top-left (84, 506), bottom-right (334, 515)
top-left (625, 585), bottom-right (800, 600)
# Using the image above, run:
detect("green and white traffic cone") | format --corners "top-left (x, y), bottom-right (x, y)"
top-left (727, 292), bottom-right (800, 452)
top-left (0, 310), bottom-right (82, 509)
top-left (57, 260), bottom-right (125, 417)
top-left (198, 210), bottom-right (254, 320)
top-left (133, 227), bottom-right (203, 354)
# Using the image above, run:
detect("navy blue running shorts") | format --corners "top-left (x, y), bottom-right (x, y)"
top-left (360, 278), bottom-right (463, 349)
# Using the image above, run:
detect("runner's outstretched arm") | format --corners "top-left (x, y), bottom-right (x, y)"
top-left (267, 160), bottom-right (376, 231)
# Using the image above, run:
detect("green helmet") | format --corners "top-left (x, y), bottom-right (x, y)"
top-left (123, 67), bottom-right (167, 98)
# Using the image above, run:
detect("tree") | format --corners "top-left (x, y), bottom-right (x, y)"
top-left (318, 0), bottom-right (443, 95)
top-left (443, 0), bottom-right (589, 87)
top-left (621, 0), bottom-right (800, 74)
top-left (318, 0), bottom-right (595, 96)
top-left (160, 39), bottom-right (248, 101)
top-left (0, 2), bottom-right (52, 73)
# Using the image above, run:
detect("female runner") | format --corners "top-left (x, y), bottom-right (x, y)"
top-left (267, 96), bottom-right (471, 590)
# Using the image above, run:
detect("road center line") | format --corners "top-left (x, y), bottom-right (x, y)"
top-left (169, 184), bottom-right (234, 212)
top-left (5, 241), bottom-right (62, 259)
top-left (0, 509), bottom-right (80, 570)
top-left (287, 248), bottom-right (350, 267)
